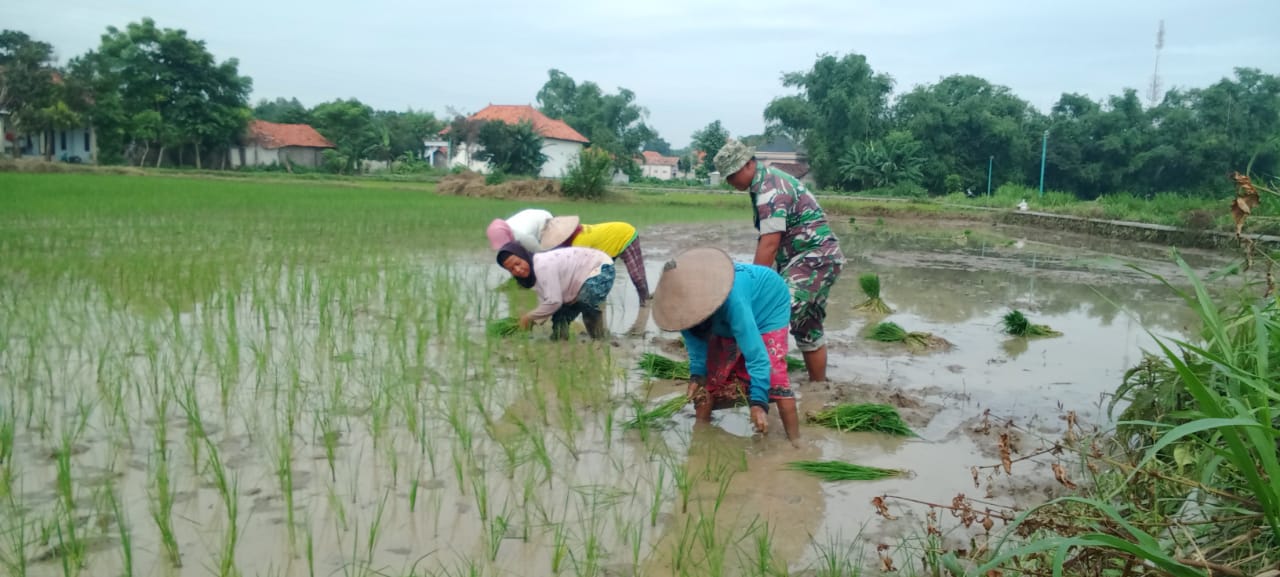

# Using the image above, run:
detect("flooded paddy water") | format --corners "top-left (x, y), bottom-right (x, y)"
top-left (0, 214), bottom-right (1232, 577)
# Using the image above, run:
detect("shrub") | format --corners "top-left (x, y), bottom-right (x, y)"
top-left (944, 174), bottom-right (965, 195)
top-left (562, 148), bottom-right (612, 200)
top-left (485, 168), bottom-right (508, 186)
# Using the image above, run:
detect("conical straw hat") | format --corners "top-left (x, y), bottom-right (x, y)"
top-left (539, 215), bottom-right (581, 250)
top-left (652, 247), bottom-right (735, 331)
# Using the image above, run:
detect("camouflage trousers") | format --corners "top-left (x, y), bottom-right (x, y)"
top-left (783, 255), bottom-right (843, 352)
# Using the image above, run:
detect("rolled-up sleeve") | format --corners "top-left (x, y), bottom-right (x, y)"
top-left (755, 187), bottom-right (790, 235)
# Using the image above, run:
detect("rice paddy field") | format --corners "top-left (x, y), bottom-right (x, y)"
top-left (0, 173), bottom-right (1233, 577)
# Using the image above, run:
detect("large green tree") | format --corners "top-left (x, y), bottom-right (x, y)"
top-left (310, 98), bottom-right (376, 173)
top-left (764, 53), bottom-right (895, 188)
top-left (536, 69), bottom-right (656, 174)
top-left (253, 97), bottom-right (311, 125)
top-left (892, 75), bottom-right (1040, 194)
top-left (68, 18), bottom-right (252, 167)
top-left (474, 120), bottom-right (547, 176)
top-left (690, 120), bottom-right (729, 176)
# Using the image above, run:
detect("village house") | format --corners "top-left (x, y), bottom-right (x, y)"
top-left (0, 69), bottom-right (99, 163)
top-left (229, 120), bottom-right (335, 169)
top-left (639, 150), bottom-right (679, 180)
top-left (444, 105), bottom-right (589, 178)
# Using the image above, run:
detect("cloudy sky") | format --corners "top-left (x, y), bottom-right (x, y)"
top-left (5, 0), bottom-right (1277, 146)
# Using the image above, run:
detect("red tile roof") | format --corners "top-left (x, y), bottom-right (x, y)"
top-left (641, 150), bottom-right (678, 166)
top-left (450, 105), bottom-right (589, 144)
top-left (246, 120), bottom-right (335, 149)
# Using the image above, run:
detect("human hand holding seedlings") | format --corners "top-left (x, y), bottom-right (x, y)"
top-left (518, 313), bottom-right (535, 330)
top-left (686, 376), bottom-right (708, 405)
top-left (751, 405), bottom-right (769, 435)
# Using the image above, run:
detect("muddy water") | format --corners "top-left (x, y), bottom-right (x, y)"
top-left (0, 217), bottom-right (1233, 577)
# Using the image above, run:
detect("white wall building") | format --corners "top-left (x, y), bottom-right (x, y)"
top-left (639, 150), bottom-right (678, 180)
top-left (444, 105), bottom-right (589, 178)
top-left (229, 120), bottom-right (335, 169)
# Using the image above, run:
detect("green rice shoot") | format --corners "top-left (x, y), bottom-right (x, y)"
top-left (786, 460), bottom-right (903, 482)
top-left (486, 317), bottom-right (524, 337)
top-left (1002, 309), bottom-right (1062, 337)
top-left (807, 404), bottom-right (916, 436)
top-left (867, 322), bottom-right (952, 351)
top-left (624, 395), bottom-right (689, 429)
top-left (639, 352), bottom-right (806, 379)
top-left (853, 273), bottom-right (893, 314)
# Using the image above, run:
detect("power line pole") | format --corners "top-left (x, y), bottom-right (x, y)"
top-left (1147, 19), bottom-right (1166, 107)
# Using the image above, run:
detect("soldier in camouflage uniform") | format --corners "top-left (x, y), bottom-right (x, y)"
top-left (714, 139), bottom-right (844, 382)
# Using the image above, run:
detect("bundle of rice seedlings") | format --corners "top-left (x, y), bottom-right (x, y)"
top-left (853, 273), bottom-right (893, 314)
top-left (786, 460), bottom-right (903, 481)
top-left (641, 352), bottom-right (805, 378)
top-left (785, 356), bottom-right (806, 372)
top-left (867, 322), bottom-right (953, 351)
top-left (1002, 310), bottom-right (1062, 337)
top-left (638, 353), bottom-right (691, 379)
top-left (487, 317), bottom-right (523, 337)
top-left (624, 395), bottom-right (689, 429)
top-left (807, 404), bottom-right (916, 436)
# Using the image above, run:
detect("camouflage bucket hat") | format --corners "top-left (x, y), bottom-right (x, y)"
top-left (713, 139), bottom-right (755, 177)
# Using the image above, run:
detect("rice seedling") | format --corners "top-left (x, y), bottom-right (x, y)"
top-left (551, 521), bottom-right (569, 573)
top-left (487, 511), bottom-right (509, 561)
top-left (649, 465), bottom-right (666, 527)
top-left (366, 490), bottom-right (389, 566)
top-left (624, 394), bottom-right (688, 430)
top-left (812, 531), bottom-right (865, 577)
top-left (486, 317), bottom-right (525, 337)
top-left (105, 482), bottom-right (133, 577)
top-left (867, 321), bottom-right (953, 351)
top-left (806, 404), bottom-right (917, 436)
top-left (1002, 309), bottom-right (1063, 337)
top-left (204, 438), bottom-right (240, 577)
top-left (786, 460), bottom-right (904, 481)
top-left (275, 428), bottom-right (297, 550)
top-left (853, 273), bottom-right (893, 314)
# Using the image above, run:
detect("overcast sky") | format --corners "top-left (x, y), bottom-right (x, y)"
top-left (5, 0), bottom-right (1277, 147)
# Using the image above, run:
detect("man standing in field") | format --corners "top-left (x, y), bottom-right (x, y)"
top-left (714, 139), bottom-right (844, 382)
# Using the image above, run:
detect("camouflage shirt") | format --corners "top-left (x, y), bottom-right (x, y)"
top-left (750, 164), bottom-right (844, 270)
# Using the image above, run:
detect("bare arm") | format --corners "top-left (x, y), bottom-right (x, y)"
top-left (754, 232), bottom-right (783, 269)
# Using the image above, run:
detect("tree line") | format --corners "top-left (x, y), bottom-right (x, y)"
top-left (5, 22), bottom-right (1275, 197)
top-left (754, 52), bottom-right (1279, 198)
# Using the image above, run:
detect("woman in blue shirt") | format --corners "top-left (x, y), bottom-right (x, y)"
top-left (651, 247), bottom-right (800, 443)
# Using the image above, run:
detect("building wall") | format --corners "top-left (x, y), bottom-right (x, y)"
top-left (228, 143), bottom-right (280, 168)
top-left (450, 139), bottom-right (584, 179)
top-left (640, 164), bottom-right (675, 180)
top-left (10, 126), bottom-right (95, 162)
top-left (279, 146), bottom-right (324, 168)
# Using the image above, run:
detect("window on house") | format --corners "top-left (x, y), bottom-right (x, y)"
top-left (60, 131), bottom-right (66, 151)
top-left (84, 130), bottom-right (90, 152)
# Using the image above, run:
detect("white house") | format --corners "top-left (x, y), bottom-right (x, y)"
top-left (639, 150), bottom-right (678, 180)
top-left (1, 110), bottom-right (97, 163)
top-left (444, 105), bottom-right (589, 178)
top-left (229, 120), bottom-right (335, 169)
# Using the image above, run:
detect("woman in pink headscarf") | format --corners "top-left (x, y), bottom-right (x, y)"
top-left (486, 209), bottom-right (553, 253)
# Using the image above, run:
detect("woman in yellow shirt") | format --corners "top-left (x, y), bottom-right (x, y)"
top-left (541, 216), bottom-right (650, 303)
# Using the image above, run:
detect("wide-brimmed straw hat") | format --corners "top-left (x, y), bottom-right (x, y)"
top-left (539, 215), bottom-right (581, 250)
top-left (652, 247), bottom-right (735, 331)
